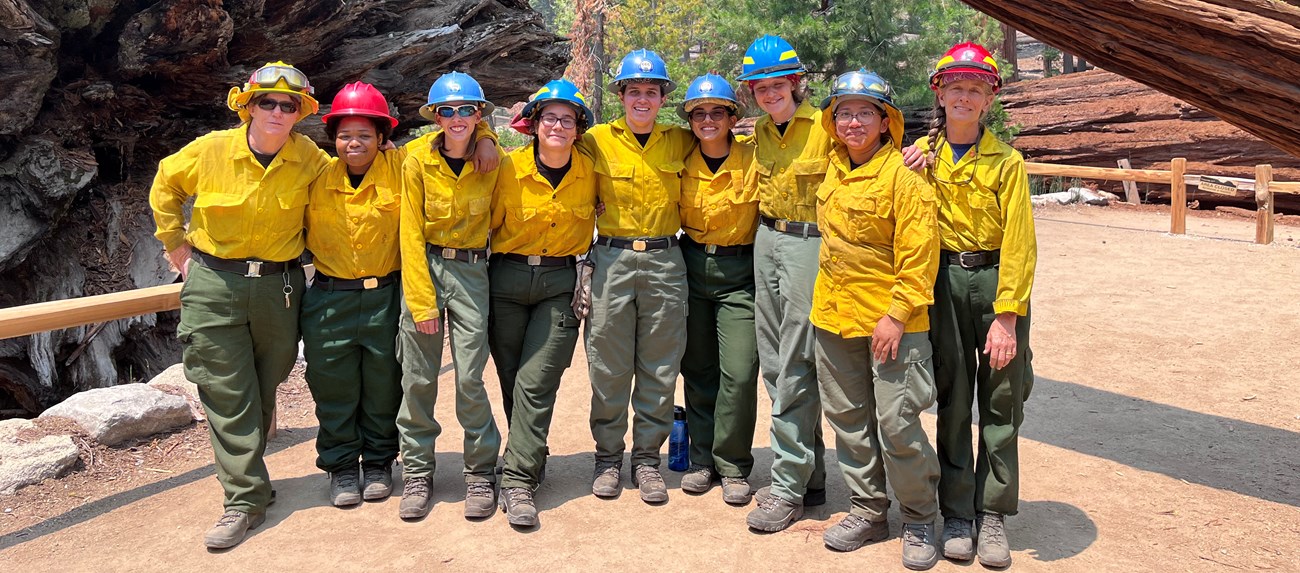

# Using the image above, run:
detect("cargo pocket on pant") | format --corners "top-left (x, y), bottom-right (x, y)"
top-left (176, 327), bottom-right (210, 389)
top-left (1021, 347), bottom-right (1035, 402)
top-left (556, 313), bottom-right (581, 368)
top-left (898, 345), bottom-right (936, 419)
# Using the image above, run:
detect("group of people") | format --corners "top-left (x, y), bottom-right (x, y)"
top-left (149, 35), bottom-right (1036, 571)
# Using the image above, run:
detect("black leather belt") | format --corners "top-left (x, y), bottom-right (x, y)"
top-left (941, 249), bottom-right (1000, 268)
top-left (494, 253), bottom-right (577, 266)
top-left (427, 244), bottom-right (488, 263)
top-left (682, 236), bottom-right (753, 256)
top-left (192, 251), bottom-right (300, 277)
top-left (759, 215), bottom-right (821, 238)
top-left (594, 236), bottom-right (679, 252)
top-left (312, 271), bottom-right (399, 291)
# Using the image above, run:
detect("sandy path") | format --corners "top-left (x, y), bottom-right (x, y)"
top-left (2, 205), bottom-right (1297, 571)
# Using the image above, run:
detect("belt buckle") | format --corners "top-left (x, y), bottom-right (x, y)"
top-left (363, 277), bottom-right (379, 289)
top-left (775, 220), bottom-right (789, 232)
top-left (527, 255), bottom-right (542, 265)
top-left (704, 244), bottom-right (718, 255)
top-left (958, 251), bottom-right (980, 268)
top-left (441, 247), bottom-right (457, 260)
top-left (244, 261), bottom-right (263, 277)
top-left (632, 239), bottom-right (648, 252)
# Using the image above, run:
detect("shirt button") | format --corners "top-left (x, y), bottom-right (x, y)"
top-left (780, 144), bottom-right (787, 149)
top-left (709, 225), bottom-right (717, 231)
top-left (552, 194), bottom-right (557, 199)
top-left (542, 248), bottom-right (548, 254)
top-left (355, 243), bottom-right (363, 249)
top-left (831, 256), bottom-right (838, 262)
top-left (453, 232), bottom-right (460, 238)
top-left (257, 208), bottom-right (264, 213)
top-left (779, 167), bottom-right (786, 173)
top-left (550, 223), bottom-right (556, 228)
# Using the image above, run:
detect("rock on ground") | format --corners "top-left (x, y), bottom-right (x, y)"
top-left (0, 419), bottom-right (79, 495)
top-left (146, 363), bottom-right (204, 421)
top-left (38, 384), bottom-right (191, 446)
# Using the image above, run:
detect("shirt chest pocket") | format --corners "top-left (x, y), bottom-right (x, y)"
top-left (654, 160), bottom-right (685, 203)
top-left (597, 161), bottom-right (636, 205)
top-left (792, 158), bottom-right (829, 205)
top-left (840, 194), bottom-right (893, 246)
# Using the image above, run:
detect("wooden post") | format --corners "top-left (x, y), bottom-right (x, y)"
top-left (1063, 52), bottom-right (1075, 74)
top-left (1170, 157), bottom-right (1187, 234)
top-left (1117, 158), bottom-right (1140, 204)
top-left (1255, 164), bottom-right (1274, 244)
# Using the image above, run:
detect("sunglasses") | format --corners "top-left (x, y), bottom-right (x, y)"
top-left (435, 104), bottom-right (480, 118)
top-left (255, 98), bottom-right (300, 114)
top-left (688, 109), bottom-right (730, 122)
top-left (250, 65), bottom-right (314, 94)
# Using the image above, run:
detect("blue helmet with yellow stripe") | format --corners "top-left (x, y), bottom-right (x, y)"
top-left (736, 35), bottom-right (805, 81)
top-left (521, 78), bottom-right (595, 131)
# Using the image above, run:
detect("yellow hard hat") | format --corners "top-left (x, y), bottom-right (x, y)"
top-left (226, 61), bottom-right (320, 123)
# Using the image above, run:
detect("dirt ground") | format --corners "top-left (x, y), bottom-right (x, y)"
top-left (2, 205), bottom-right (1298, 572)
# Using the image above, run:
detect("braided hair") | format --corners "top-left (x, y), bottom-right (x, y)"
top-left (925, 96), bottom-right (947, 174)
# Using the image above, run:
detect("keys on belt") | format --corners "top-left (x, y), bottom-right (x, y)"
top-left (759, 215), bottom-right (821, 238)
top-left (594, 236), bottom-right (679, 252)
top-left (941, 250), bottom-right (1001, 268)
top-left (426, 244), bottom-right (488, 263)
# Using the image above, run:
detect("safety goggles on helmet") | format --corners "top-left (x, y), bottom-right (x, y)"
top-left (255, 97), bottom-right (300, 114)
top-left (249, 63), bottom-right (314, 95)
top-left (435, 104), bottom-right (480, 118)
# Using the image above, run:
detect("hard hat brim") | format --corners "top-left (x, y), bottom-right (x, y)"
top-left (522, 99), bottom-right (594, 130)
top-left (321, 108), bottom-right (400, 128)
top-left (736, 64), bottom-right (804, 82)
top-left (228, 86), bottom-right (320, 123)
top-left (607, 77), bottom-right (677, 95)
top-left (676, 97), bottom-right (738, 121)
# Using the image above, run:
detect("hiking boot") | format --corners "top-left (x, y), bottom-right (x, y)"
top-left (977, 512), bottom-right (1012, 568)
top-left (746, 491), bottom-right (803, 532)
top-left (680, 464), bottom-right (715, 494)
top-left (203, 509), bottom-right (265, 549)
top-left (941, 517), bottom-right (975, 561)
top-left (464, 481), bottom-right (497, 518)
top-left (398, 476), bottom-right (432, 520)
top-left (901, 523), bottom-right (940, 571)
top-left (754, 485), bottom-right (827, 507)
top-left (500, 487), bottom-right (538, 527)
top-left (591, 461), bottom-right (622, 498)
top-left (329, 466), bottom-right (362, 507)
top-left (823, 513), bottom-right (889, 552)
top-left (362, 463), bottom-right (393, 501)
top-left (632, 464), bottom-right (668, 503)
top-left (721, 477), bottom-right (752, 505)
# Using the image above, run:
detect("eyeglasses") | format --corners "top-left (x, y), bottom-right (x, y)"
top-left (255, 98), bottom-right (300, 114)
top-left (833, 110), bottom-right (879, 124)
top-left (538, 114), bottom-right (577, 129)
top-left (688, 109), bottom-right (730, 122)
top-left (435, 104), bottom-right (480, 118)
top-left (250, 65), bottom-right (313, 94)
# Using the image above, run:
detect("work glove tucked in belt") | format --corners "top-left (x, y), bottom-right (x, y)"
top-left (571, 259), bottom-right (595, 320)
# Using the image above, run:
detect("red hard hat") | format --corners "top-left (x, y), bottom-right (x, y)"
top-left (322, 81), bottom-right (398, 127)
top-left (929, 42), bottom-right (1002, 93)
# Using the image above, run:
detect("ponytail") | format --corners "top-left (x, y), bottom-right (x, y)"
top-left (925, 95), bottom-right (947, 172)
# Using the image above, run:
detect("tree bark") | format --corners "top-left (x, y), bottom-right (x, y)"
top-left (960, 0), bottom-right (1300, 159)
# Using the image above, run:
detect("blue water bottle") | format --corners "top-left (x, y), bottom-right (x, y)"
top-left (669, 405), bottom-right (689, 471)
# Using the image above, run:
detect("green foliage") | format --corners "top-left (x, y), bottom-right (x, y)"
top-left (495, 125), bottom-right (532, 151)
top-left (1042, 46), bottom-right (1060, 78)
top-left (532, 0), bottom-right (576, 35)
top-left (1028, 175), bottom-right (1082, 196)
top-left (983, 99), bottom-right (1020, 143)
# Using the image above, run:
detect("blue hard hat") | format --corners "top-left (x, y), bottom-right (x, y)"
top-left (736, 35), bottom-right (805, 81)
top-left (819, 69), bottom-right (904, 149)
top-left (420, 72), bottom-right (494, 121)
top-left (608, 49), bottom-right (676, 94)
top-left (521, 78), bottom-right (595, 131)
top-left (676, 74), bottom-right (739, 120)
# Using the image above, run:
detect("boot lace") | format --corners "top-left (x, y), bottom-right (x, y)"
top-left (903, 523), bottom-right (932, 549)
top-left (979, 513), bottom-right (1007, 545)
top-left (403, 477), bottom-right (429, 497)
top-left (466, 482), bottom-right (495, 499)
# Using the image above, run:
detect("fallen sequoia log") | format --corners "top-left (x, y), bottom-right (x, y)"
top-left (1000, 69), bottom-right (1300, 214)
top-left (960, 0), bottom-right (1300, 161)
top-left (0, 0), bottom-right (567, 416)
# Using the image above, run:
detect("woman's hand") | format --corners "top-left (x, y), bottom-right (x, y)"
top-left (415, 319), bottom-right (441, 335)
top-left (166, 244), bottom-right (193, 280)
top-left (901, 144), bottom-right (928, 173)
top-left (472, 138), bottom-right (499, 173)
top-left (984, 313), bottom-right (1018, 370)
top-left (872, 315), bottom-right (905, 363)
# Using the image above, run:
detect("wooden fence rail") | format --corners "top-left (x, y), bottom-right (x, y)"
top-left (1026, 159), bottom-right (1291, 242)
top-left (0, 284), bottom-right (180, 341)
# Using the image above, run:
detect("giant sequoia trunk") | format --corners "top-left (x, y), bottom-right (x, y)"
top-left (0, 0), bottom-right (567, 416)
top-left (960, 0), bottom-right (1300, 160)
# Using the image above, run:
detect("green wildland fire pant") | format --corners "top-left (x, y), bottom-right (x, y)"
top-left (396, 253), bottom-right (500, 484)
top-left (753, 225), bottom-right (826, 503)
top-left (488, 257), bottom-right (582, 490)
top-left (586, 241), bottom-right (688, 468)
top-left (816, 330), bottom-right (941, 524)
top-left (300, 279), bottom-right (402, 473)
top-left (930, 262), bottom-right (1034, 518)
top-left (178, 260), bottom-right (304, 513)
top-left (680, 239), bottom-right (758, 478)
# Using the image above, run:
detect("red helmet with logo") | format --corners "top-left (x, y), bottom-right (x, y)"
top-left (322, 82), bottom-right (398, 128)
top-left (929, 42), bottom-right (1002, 93)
